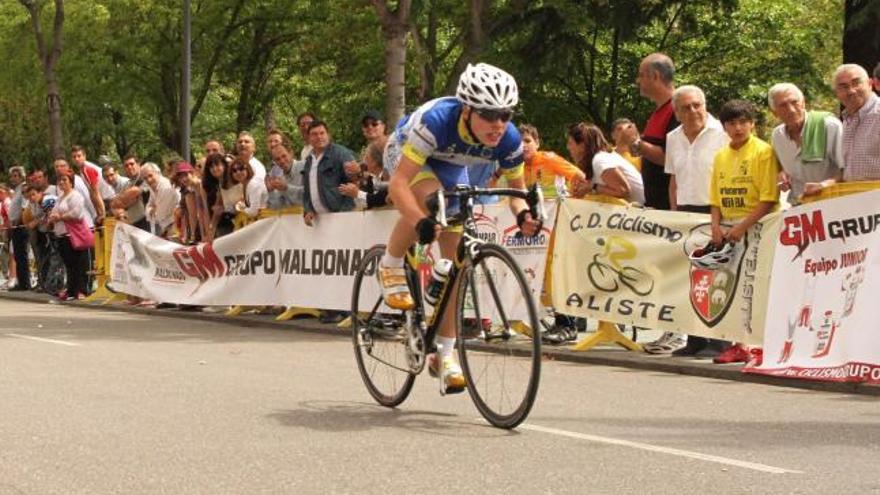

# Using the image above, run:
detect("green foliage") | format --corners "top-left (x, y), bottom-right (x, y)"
top-left (0, 0), bottom-right (844, 172)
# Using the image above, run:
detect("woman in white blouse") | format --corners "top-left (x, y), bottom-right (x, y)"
top-left (228, 158), bottom-right (267, 219)
top-left (47, 173), bottom-right (89, 300)
top-left (142, 162), bottom-right (180, 238)
top-left (566, 122), bottom-right (646, 204)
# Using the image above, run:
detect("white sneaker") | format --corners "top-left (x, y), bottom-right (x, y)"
top-left (644, 332), bottom-right (687, 355)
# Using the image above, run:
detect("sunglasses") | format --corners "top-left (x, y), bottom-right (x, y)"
top-left (232, 167), bottom-right (246, 172)
top-left (362, 120), bottom-right (381, 128)
top-left (475, 108), bottom-right (514, 123)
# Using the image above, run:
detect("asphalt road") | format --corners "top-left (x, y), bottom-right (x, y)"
top-left (1, 299), bottom-right (878, 494)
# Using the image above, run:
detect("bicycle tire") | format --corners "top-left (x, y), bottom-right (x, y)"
top-left (457, 243), bottom-right (541, 429)
top-left (618, 266), bottom-right (654, 296)
top-left (351, 245), bottom-right (416, 407)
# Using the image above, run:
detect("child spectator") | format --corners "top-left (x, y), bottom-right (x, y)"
top-left (709, 99), bottom-right (780, 364)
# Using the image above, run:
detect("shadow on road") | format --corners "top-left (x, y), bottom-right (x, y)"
top-left (267, 400), bottom-right (518, 438)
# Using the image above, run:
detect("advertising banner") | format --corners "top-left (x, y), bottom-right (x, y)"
top-left (110, 204), bottom-right (554, 311)
top-left (744, 191), bottom-right (880, 383)
top-left (551, 198), bottom-right (776, 345)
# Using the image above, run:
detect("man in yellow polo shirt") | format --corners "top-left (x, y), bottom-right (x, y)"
top-left (709, 99), bottom-right (779, 364)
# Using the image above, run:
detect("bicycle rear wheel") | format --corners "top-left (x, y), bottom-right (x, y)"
top-left (457, 243), bottom-right (541, 429)
top-left (351, 245), bottom-right (416, 407)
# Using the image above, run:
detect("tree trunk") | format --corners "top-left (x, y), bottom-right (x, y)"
top-left (20, 0), bottom-right (66, 159)
top-left (372, 0), bottom-right (412, 127)
top-left (843, 0), bottom-right (880, 72)
top-left (444, 0), bottom-right (486, 94)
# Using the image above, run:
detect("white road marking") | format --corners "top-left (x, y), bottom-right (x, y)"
top-left (518, 423), bottom-right (803, 474)
top-left (5, 333), bottom-right (81, 347)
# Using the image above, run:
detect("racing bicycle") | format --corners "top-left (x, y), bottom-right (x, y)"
top-left (351, 185), bottom-right (545, 429)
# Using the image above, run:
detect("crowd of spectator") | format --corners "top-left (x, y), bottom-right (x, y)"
top-left (0, 57), bottom-right (877, 354)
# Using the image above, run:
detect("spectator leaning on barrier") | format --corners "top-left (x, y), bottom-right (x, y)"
top-left (202, 153), bottom-right (232, 239)
top-left (143, 162), bottom-right (180, 238)
top-left (7, 165), bottom-right (30, 291)
top-left (235, 131), bottom-right (267, 180)
top-left (48, 173), bottom-right (90, 301)
top-left (769, 83), bottom-right (845, 205)
top-left (102, 164), bottom-right (130, 212)
top-left (70, 145), bottom-right (109, 222)
top-left (53, 159), bottom-right (97, 224)
top-left (834, 64), bottom-right (880, 181)
top-left (619, 53), bottom-right (679, 210)
top-left (653, 85), bottom-right (728, 357)
top-left (23, 183), bottom-right (56, 293)
top-left (229, 158), bottom-right (267, 219)
top-left (709, 99), bottom-right (780, 365)
top-left (567, 123), bottom-right (645, 204)
top-left (518, 124), bottom-right (585, 199)
top-left (266, 143), bottom-right (305, 210)
top-left (296, 112), bottom-right (316, 161)
top-left (340, 136), bottom-right (390, 210)
top-left (174, 162), bottom-right (210, 244)
top-left (109, 155), bottom-right (150, 231)
top-left (611, 119), bottom-right (643, 172)
top-left (302, 120), bottom-right (357, 226)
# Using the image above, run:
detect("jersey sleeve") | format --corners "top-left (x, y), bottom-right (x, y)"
top-left (401, 113), bottom-right (443, 166)
top-left (755, 145), bottom-right (781, 203)
top-left (544, 152), bottom-right (583, 180)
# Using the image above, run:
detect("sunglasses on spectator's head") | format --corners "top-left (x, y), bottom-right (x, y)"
top-left (474, 108), bottom-right (514, 123)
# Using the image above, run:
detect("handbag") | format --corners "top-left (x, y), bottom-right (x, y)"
top-left (65, 218), bottom-right (95, 250)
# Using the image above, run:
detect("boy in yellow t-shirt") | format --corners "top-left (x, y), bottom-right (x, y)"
top-left (707, 99), bottom-right (779, 365)
top-left (709, 100), bottom-right (779, 245)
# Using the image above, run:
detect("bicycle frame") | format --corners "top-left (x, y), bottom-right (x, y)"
top-left (406, 185), bottom-right (544, 357)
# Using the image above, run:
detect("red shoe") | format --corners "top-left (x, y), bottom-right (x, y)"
top-left (713, 343), bottom-right (750, 364)
top-left (747, 347), bottom-right (763, 366)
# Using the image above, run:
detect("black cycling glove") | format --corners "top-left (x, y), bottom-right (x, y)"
top-left (416, 217), bottom-right (440, 244)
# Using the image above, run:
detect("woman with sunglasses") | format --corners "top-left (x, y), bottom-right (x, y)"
top-left (377, 62), bottom-right (542, 393)
top-left (228, 158), bottom-right (267, 219)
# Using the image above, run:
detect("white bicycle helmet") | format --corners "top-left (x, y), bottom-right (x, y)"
top-left (689, 241), bottom-right (735, 270)
top-left (456, 63), bottom-right (519, 110)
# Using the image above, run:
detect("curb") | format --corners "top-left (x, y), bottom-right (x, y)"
top-left (3, 291), bottom-right (878, 397)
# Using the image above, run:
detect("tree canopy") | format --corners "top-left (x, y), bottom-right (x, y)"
top-left (0, 0), bottom-right (846, 172)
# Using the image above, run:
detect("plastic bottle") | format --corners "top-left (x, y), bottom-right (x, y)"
top-left (424, 258), bottom-right (453, 306)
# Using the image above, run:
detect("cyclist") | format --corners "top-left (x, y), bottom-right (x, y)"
top-left (379, 63), bottom-right (542, 393)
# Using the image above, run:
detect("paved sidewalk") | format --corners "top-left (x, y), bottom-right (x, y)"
top-left (3, 290), bottom-right (878, 397)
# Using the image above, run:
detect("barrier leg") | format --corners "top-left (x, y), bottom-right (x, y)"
top-left (85, 228), bottom-right (113, 303)
top-left (276, 306), bottom-right (322, 321)
top-left (570, 321), bottom-right (642, 352)
top-left (225, 305), bottom-right (245, 317)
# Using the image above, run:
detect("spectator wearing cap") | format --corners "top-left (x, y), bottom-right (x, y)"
top-left (834, 64), bottom-right (880, 181)
top-left (360, 110), bottom-right (387, 156)
top-left (769, 83), bottom-right (844, 205)
top-left (302, 120), bottom-right (357, 226)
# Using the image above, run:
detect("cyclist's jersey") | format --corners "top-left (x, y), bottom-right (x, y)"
top-left (392, 97), bottom-right (524, 184)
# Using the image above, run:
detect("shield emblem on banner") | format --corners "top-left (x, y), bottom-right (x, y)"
top-left (684, 224), bottom-right (748, 327)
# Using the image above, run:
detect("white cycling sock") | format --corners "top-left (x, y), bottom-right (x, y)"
top-left (381, 252), bottom-right (404, 268)
top-left (437, 336), bottom-right (456, 360)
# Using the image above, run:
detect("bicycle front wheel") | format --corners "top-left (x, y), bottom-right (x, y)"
top-left (457, 243), bottom-right (541, 429)
top-left (351, 245), bottom-right (416, 407)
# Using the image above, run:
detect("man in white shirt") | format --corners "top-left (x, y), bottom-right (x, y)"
top-left (665, 85), bottom-right (728, 213)
top-left (652, 85), bottom-right (727, 357)
top-left (769, 83), bottom-right (844, 205)
top-left (235, 131), bottom-right (266, 180)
